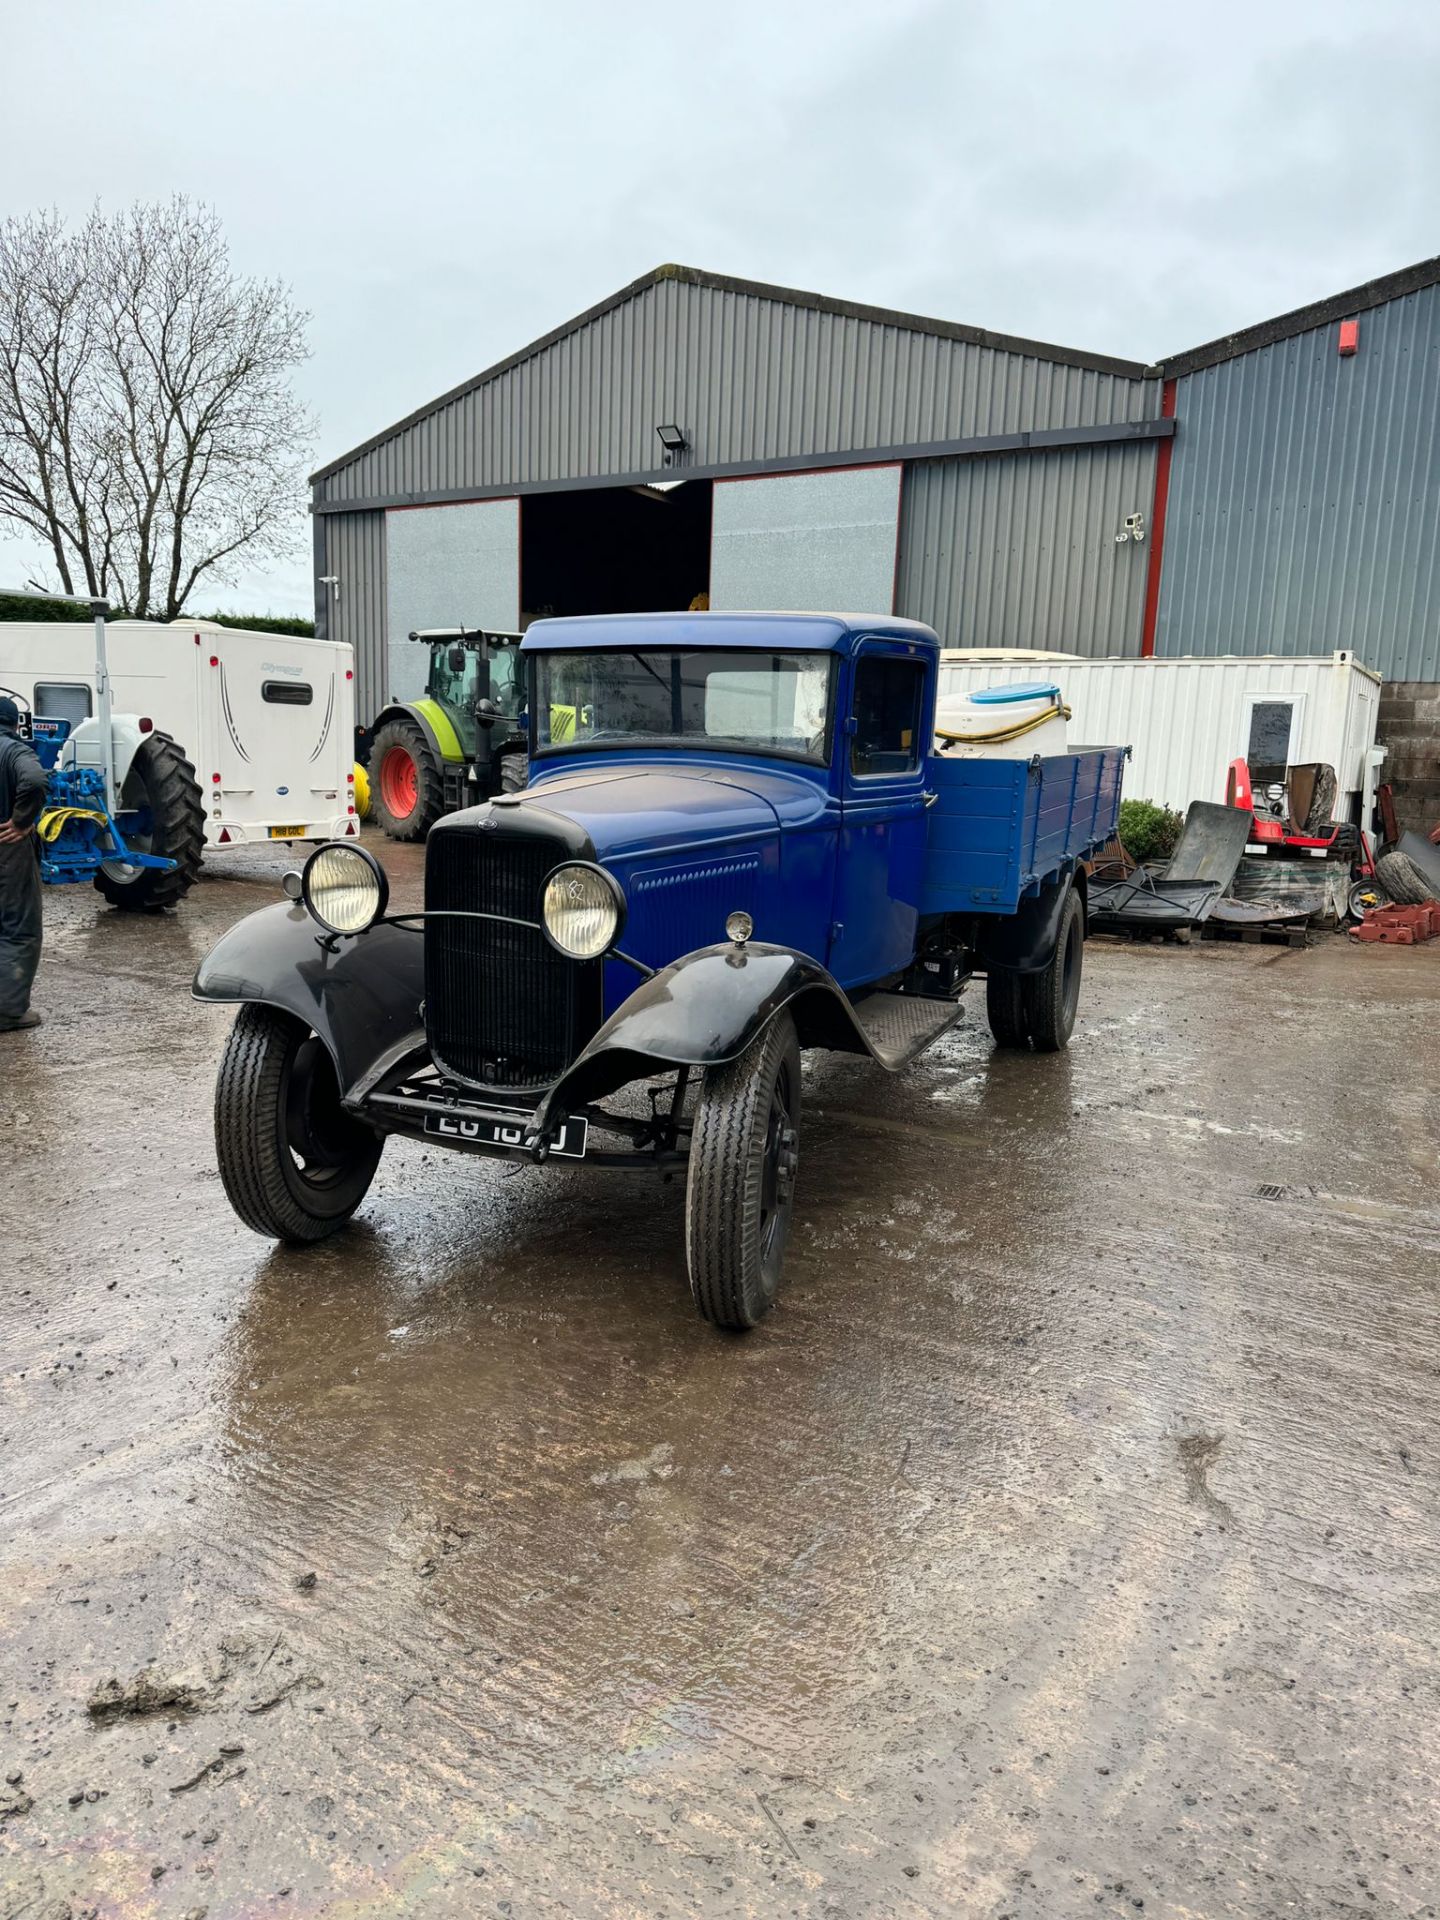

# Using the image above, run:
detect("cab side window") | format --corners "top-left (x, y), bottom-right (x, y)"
top-left (850, 657), bottom-right (925, 777)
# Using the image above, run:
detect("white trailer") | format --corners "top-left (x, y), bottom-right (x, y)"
top-left (938, 650), bottom-right (1385, 826)
top-left (0, 619), bottom-right (358, 848)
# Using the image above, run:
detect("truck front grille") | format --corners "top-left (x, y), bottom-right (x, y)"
top-left (424, 823), bottom-right (600, 1089)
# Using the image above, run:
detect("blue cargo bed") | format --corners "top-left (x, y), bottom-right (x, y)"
top-left (920, 747), bottom-right (1127, 916)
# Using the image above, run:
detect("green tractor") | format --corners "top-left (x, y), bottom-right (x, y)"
top-left (367, 628), bottom-right (528, 841)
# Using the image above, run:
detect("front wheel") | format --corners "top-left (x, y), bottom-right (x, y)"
top-left (369, 719), bottom-right (444, 841)
top-left (215, 1005), bottom-right (383, 1242)
top-left (685, 1013), bottom-right (801, 1330)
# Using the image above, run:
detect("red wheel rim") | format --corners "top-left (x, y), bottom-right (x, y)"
top-left (379, 745), bottom-right (419, 819)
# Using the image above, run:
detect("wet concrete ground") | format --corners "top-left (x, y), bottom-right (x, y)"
top-left (2, 833), bottom-right (1438, 1919)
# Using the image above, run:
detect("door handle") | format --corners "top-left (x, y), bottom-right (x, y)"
top-left (922, 790), bottom-right (939, 809)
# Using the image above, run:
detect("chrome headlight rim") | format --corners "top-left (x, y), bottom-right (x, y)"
top-left (300, 840), bottom-right (389, 936)
top-left (540, 860), bottom-right (627, 961)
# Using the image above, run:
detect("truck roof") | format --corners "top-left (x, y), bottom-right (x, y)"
top-left (520, 611), bottom-right (941, 656)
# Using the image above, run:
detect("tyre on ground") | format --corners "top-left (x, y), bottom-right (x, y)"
top-left (985, 968), bottom-right (1030, 1048)
top-left (369, 719), bottom-right (445, 841)
top-left (215, 1004), bottom-right (384, 1242)
top-left (1375, 849), bottom-right (1433, 907)
top-left (986, 884), bottom-right (1085, 1053)
top-left (685, 1012), bottom-right (801, 1330)
top-left (1021, 886), bottom-right (1085, 1052)
top-left (95, 730), bottom-right (205, 912)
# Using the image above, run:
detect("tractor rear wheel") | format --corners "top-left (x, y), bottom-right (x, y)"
top-left (686, 1013), bottom-right (801, 1330)
top-left (95, 731), bottom-right (205, 912)
top-left (370, 719), bottom-right (444, 841)
top-left (215, 1004), bottom-right (383, 1242)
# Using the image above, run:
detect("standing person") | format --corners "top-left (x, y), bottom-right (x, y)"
top-left (0, 695), bottom-right (48, 1034)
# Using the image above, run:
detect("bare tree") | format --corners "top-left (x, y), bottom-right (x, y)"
top-left (0, 198), bottom-right (311, 617)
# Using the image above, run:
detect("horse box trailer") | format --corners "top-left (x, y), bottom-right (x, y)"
top-left (938, 651), bottom-right (1384, 827)
top-left (0, 619), bottom-right (357, 849)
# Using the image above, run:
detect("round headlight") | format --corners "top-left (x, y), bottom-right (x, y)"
top-left (542, 862), bottom-right (625, 960)
top-left (301, 842), bottom-right (388, 935)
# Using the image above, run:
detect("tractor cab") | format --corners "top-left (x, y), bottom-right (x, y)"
top-left (420, 628), bottom-right (525, 762)
top-left (367, 628), bottom-right (529, 841)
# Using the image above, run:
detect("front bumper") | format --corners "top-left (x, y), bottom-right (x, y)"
top-left (203, 814), bottom-right (357, 847)
top-left (356, 1054), bottom-right (691, 1171)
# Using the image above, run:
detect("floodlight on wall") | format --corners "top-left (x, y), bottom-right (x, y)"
top-left (656, 422), bottom-right (688, 467)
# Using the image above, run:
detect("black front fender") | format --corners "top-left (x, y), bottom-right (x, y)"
top-left (192, 902), bottom-right (424, 1099)
top-left (538, 942), bottom-right (873, 1122)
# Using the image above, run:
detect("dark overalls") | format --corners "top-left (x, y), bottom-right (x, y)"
top-left (0, 727), bottom-right (48, 1028)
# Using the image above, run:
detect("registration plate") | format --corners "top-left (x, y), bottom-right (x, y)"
top-left (269, 824), bottom-right (307, 839)
top-left (424, 1108), bottom-right (589, 1159)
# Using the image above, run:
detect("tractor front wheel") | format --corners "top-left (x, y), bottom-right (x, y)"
top-left (215, 1004), bottom-right (384, 1242)
top-left (370, 719), bottom-right (444, 841)
top-left (95, 731), bottom-right (205, 913)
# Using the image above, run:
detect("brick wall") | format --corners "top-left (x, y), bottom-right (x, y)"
top-left (1378, 682), bottom-right (1440, 836)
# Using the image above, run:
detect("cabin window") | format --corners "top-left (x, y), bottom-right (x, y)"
top-left (262, 680), bottom-right (314, 705)
top-left (851, 657), bottom-right (925, 777)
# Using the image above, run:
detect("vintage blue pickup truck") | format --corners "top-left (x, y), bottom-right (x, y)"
top-left (196, 612), bottom-right (1124, 1328)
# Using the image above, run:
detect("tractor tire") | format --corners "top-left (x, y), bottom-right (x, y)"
top-left (686, 1012), bottom-right (801, 1330)
top-left (1020, 887), bottom-right (1085, 1053)
top-left (499, 750), bottom-right (529, 794)
top-left (1301, 764), bottom-right (1339, 835)
top-left (214, 1004), bottom-right (383, 1243)
top-left (94, 731), bottom-right (204, 912)
top-left (1375, 849), bottom-right (1434, 906)
top-left (370, 719), bottom-right (444, 841)
top-left (985, 969), bottom-right (1030, 1048)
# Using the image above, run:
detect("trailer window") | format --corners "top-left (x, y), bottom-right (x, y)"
top-left (262, 680), bottom-right (314, 706)
top-left (34, 682), bottom-right (92, 728)
top-left (851, 657), bottom-right (925, 777)
top-left (1246, 699), bottom-right (1296, 782)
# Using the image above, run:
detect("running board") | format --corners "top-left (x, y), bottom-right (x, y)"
top-left (849, 991), bottom-right (964, 1070)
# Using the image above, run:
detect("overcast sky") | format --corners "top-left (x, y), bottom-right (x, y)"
top-left (4, 0), bottom-right (1438, 615)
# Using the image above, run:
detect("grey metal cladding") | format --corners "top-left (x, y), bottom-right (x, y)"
top-left (1157, 280), bottom-right (1440, 681)
top-left (313, 274), bottom-right (1158, 506)
top-left (319, 509), bottom-right (386, 717)
top-left (896, 438), bottom-right (1158, 656)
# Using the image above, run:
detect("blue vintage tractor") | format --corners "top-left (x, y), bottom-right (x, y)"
top-left (0, 592), bottom-right (204, 909)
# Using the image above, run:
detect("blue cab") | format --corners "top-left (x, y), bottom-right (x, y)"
top-left (196, 611), bottom-right (1124, 1328)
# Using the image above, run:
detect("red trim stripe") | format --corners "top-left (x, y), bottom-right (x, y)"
top-left (1139, 379), bottom-right (1177, 659)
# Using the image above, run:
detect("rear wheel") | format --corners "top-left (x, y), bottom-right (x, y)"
top-left (686, 1014), bottom-right (801, 1330)
top-left (985, 969), bottom-right (1030, 1048)
top-left (370, 719), bottom-right (444, 841)
top-left (215, 1005), bottom-right (383, 1242)
top-left (95, 731), bottom-right (204, 912)
top-left (1021, 887), bottom-right (1085, 1052)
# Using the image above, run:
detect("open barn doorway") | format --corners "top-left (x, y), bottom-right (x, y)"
top-left (520, 480), bottom-right (712, 625)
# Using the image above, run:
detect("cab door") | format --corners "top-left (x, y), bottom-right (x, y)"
top-left (828, 641), bottom-right (932, 991)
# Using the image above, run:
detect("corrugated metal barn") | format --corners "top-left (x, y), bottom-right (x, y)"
top-left (311, 266), bottom-right (1168, 720)
top-left (313, 256), bottom-right (1440, 827)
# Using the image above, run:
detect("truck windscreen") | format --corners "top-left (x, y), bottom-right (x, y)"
top-left (533, 650), bottom-right (833, 762)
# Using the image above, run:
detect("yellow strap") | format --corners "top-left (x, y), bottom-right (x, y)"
top-left (936, 702), bottom-right (1072, 746)
top-left (37, 806), bottom-right (114, 844)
